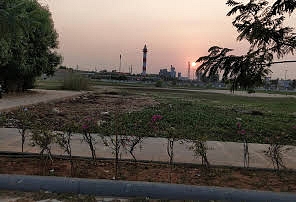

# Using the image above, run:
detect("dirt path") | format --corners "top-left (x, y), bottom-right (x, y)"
top-left (0, 90), bottom-right (84, 112)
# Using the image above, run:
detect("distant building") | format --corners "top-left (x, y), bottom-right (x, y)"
top-left (178, 72), bottom-right (181, 79)
top-left (170, 65), bottom-right (176, 78)
top-left (159, 65), bottom-right (177, 80)
top-left (159, 69), bottom-right (168, 77)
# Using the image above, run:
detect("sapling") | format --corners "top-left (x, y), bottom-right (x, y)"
top-left (56, 121), bottom-right (76, 176)
top-left (80, 117), bottom-right (98, 164)
top-left (237, 122), bottom-right (249, 168)
top-left (31, 124), bottom-right (56, 173)
top-left (265, 135), bottom-right (287, 172)
top-left (15, 106), bottom-right (32, 153)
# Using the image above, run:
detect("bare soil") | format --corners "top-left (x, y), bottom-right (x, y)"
top-left (3, 92), bottom-right (157, 129)
top-left (0, 156), bottom-right (295, 193)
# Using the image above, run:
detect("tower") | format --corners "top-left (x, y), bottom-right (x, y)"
top-left (187, 62), bottom-right (191, 80)
top-left (142, 44), bottom-right (148, 76)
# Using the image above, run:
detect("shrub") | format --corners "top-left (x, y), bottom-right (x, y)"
top-left (155, 80), bottom-right (163, 87)
top-left (62, 73), bottom-right (90, 91)
top-left (265, 134), bottom-right (288, 172)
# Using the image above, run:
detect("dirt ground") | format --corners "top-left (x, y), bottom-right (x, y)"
top-left (3, 92), bottom-right (157, 129)
top-left (0, 156), bottom-right (295, 193)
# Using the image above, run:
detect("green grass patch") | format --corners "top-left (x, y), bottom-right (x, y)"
top-left (114, 87), bottom-right (296, 144)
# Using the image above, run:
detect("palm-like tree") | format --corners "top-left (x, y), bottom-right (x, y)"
top-left (271, 0), bottom-right (296, 15)
top-left (226, 0), bottom-right (296, 59)
top-left (196, 46), bottom-right (271, 91)
top-left (196, 0), bottom-right (296, 91)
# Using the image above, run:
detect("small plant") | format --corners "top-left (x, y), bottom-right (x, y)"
top-left (237, 121), bottom-right (249, 168)
top-left (56, 121), bottom-right (76, 176)
top-left (123, 135), bottom-right (143, 164)
top-left (165, 127), bottom-right (180, 183)
top-left (15, 106), bottom-right (33, 153)
top-left (80, 117), bottom-right (98, 164)
top-left (265, 134), bottom-right (287, 172)
top-left (100, 113), bottom-right (127, 180)
top-left (31, 124), bottom-right (56, 174)
top-left (189, 136), bottom-right (210, 168)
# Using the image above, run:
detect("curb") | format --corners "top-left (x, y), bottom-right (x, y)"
top-left (0, 174), bottom-right (296, 201)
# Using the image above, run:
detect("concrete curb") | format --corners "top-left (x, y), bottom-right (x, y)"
top-left (0, 174), bottom-right (296, 201)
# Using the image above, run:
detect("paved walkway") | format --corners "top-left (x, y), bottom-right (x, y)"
top-left (0, 128), bottom-right (295, 169)
top-left (0, 89), bottom-right (83, 112)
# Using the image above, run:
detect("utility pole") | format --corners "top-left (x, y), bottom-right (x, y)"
top-left (119, 54), bottom-right (122, 72)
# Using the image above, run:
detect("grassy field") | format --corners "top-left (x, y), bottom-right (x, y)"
top-left (32, 80), bottom-right (296, 144)
top-left (112, 87), bottom-right (296, 144)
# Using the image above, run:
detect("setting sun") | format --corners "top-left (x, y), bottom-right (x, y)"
top-left (192, 62), bottom-right (196, 67)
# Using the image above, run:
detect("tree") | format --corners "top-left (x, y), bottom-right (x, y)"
top-left (0, 0), bottom-right (61, 92)
top-left (196, 0), bottom-right (296, 91)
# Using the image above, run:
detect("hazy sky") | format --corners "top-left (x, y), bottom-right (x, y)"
top-left (41, 0), bottom-right (296, 79)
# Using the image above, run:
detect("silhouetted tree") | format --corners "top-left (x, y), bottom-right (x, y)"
top-left (196, 0), bottom-right (296, 91)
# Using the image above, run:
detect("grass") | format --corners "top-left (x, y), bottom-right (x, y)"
top-left (113, 87), bottom-right (296, 144)
top-left (24, 81), bottom-right (296, 144)
top-left (35, 79), bottom-right (63, 90)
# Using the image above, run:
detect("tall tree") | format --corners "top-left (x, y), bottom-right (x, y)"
top-left (196, 0), bottom-right (296, 91)
top-left (0, 0), bottom-right (61, 92)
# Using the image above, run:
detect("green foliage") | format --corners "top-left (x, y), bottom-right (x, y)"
top-left (62, 73), bottom-right (90, 91)
top-left (0, 0), bottom-right (61, 92)
top-left (189, 136), bottom-right (210, 168)
top-left (31, 125), bottom-right (56, 162)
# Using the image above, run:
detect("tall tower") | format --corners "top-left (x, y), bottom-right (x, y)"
top-left (187, 62), bottom-right (191, 80)
top-left (142, 44), bottom-right (148, 76)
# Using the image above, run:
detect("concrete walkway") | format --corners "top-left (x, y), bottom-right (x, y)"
top-left (0, 89), bottom-right (83, 112)
top-left (0, 128), bottom-right (295, 170)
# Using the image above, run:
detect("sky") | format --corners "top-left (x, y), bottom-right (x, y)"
top-left (40, 0), bottom-right (296, 79)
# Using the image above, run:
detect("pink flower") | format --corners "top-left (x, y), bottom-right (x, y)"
top-left (82, 124), bottom-right (88, 130)
top-left (240, 129), bottom-right (246, 135)
top-left (151, 115), bottom-right (163, 122)
top-left (292, 126), bottom-right (296, 129)
top-left (236, 122), bottom-right (241, 129)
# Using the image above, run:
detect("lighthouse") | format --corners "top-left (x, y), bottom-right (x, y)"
top-left (142, 44), bottom-right (148, 76)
